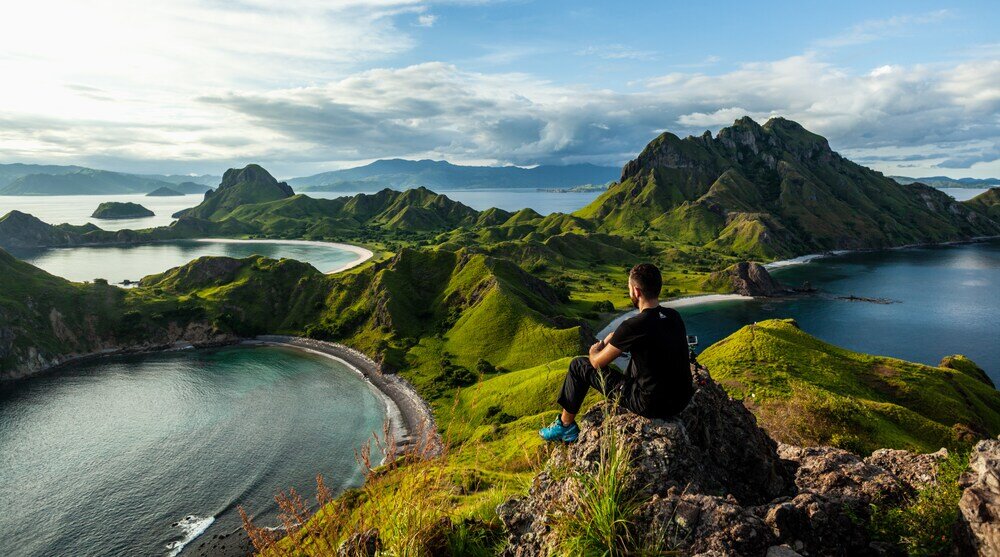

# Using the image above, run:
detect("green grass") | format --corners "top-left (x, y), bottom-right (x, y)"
top-left (869, 451), bottom-right (968, 555)
top-left (699, 319), bottom-right (1000, 453)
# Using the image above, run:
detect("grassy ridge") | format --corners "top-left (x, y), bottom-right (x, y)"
top-left (700, 319), bottom-right (1000, 453)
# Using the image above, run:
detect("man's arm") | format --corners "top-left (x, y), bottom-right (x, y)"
top-left (588, 339), bottom-right (622, 369)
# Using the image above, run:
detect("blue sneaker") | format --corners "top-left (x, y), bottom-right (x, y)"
top-left (539, 418), bottom-right (580, 443)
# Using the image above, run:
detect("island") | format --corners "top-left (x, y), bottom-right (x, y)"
top-left (90, 201), bottom-right (155, 219)
top-left (145, 186), bottom-right (184, 197)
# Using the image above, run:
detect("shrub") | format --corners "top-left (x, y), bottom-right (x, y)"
top-left (592, 300), bottom-right (615, 313)
top-left (475, 359), bottom-right (496, 375)
top-left (555, 411), bottom-right (641, 556)
top-left (869, 451), bottom-right (967, 556)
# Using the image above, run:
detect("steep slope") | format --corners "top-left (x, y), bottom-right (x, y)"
top-left (307, 247), bottom-right (587, 381)
top-left (288, 159), bottom-right (618, 191)
top-left (0, 249), bottom-right (235, 380)
top-left (700, 318), bottom-right (1000, 453)
top-left (577, 117), bottom-right (1000, 258)
top-left (965, 187), bottom-right (1000, 220)
top-left (1, 168), bottom-right (176, 195)
top-left (173, 164), bottom-right (294, 220)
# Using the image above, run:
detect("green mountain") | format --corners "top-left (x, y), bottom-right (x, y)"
top-left (700, 319), bottom-right (1000, 453)
top-left (0, 168), bottom-right (177, 195)
top-left (91, 202), bottom-right (155, 219)
top-left (577, 117), bottom-right (1000, 258)
top-left (287, 159), bottom-right (618, 191)
top-left (965, 187), bottom-right (1000, 220)
top-left (892, 175), bottom-right (1000, 189)
top-left (172, 164), bottom-right (294, 220)
top-left (146, 186), bottom-right (184, 197)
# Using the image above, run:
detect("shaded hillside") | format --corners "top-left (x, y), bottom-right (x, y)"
top-left (91, 202), bottom-right (154, 219)
top-left (287, 159), bottom-right (618, 191)
top-left (700, 319), bottom-right (1000, 453)
top-left (173, 164), bottom-right (295, 220)
top-left (0, 168), bottom-right (177, 195)
top-left (305, 247), bottom-right (587, 390)
top-left (577, 117), bottom-right (1000, 258)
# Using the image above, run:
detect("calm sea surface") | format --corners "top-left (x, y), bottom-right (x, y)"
top-left (8, 240), bottom-right (362, 284)
top-left (0, 345), bottom-right (385, 557)
top-left (670, 240), bottom-right (999, 381)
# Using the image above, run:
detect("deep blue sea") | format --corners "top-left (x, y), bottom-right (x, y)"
top-left (0, 345), bottom-right (385, 557)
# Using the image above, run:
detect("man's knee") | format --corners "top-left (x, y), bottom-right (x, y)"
top-left (569, 356), bottom-right (591, 376)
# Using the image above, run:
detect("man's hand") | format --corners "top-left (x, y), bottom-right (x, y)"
top-left (589, 340), bottom-right (605, 358)
top-left (588, 338), bottom-right (622, 370)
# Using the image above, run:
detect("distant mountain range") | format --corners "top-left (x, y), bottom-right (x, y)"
top-left (0, 159), bottom-right (616, 196)
top-left (892, 175), bottom-right (1000, 189)
top-left (286, 159), bottom-right (619, 191)
top-left (0, 163), bottom-right (216, 196)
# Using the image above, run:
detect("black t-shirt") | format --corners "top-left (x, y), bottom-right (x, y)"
top-left (610, 306), bottom-right (693, 417)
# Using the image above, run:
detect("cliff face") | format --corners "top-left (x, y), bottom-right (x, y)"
top-left (172, 164), bottom-right (295, 220)
top-left (703, 261), bottom-right (784, 296)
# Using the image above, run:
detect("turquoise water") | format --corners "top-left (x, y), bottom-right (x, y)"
top-left (9, 240), bottom-right (362, 284)
top-left (676, 240), bottom-right (1000, 382)
top-left (0, 345), bottom-right (385, 557)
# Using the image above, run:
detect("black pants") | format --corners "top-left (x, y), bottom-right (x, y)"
top-left (557, 356), bottom-right (631, 415)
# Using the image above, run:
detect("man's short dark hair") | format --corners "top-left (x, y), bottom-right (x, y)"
top-left (629, 263), bottom-right (662, 299)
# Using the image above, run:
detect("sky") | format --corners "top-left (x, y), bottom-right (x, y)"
top-left (0, 0), bottom-right (997, 179)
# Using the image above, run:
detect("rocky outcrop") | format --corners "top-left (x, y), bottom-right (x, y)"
top-left (497, 367), bottom-right (976, 557)
top-left (959, 439), bottom-right (1000, 555)
top-left (706, 261), bottom-right (785, 296)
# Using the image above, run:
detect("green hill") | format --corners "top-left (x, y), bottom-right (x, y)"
top-left (172, 164), bottom-right (295, 220)
top-left (964, 187), bottom-right (1000, 220)
top-left (699, 319), bottom-right (1000, 453)
top-left (577, 117), bottom-right (1000, 258)
top-left (91, 202), bottom-right (155, 219)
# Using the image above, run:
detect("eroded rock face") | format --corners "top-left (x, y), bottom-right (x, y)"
top-left (729, 262), bottom-right (784, 297)
top-left (959, 439), bottom-right (1000, 556)
top-left (496, 368), bottom-right (971, 557)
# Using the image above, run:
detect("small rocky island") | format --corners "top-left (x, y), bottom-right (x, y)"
top-left (146, 186), bottom-right (184, 197)
top-left (90, 201), bottom-right (155, 219)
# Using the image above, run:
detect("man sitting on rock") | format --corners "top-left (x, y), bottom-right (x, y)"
top-left (539, 263), bottom-right (694, 443)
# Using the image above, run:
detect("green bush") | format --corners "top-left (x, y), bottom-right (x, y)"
top-left (869, 451), bottom-right (967, 556)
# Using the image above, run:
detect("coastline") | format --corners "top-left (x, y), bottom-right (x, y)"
top-left (763, 235), bottom-right (1000, 270)
top-left (247, 335), bottom-right (440, 458)
top-left (193, 238), bottom-right (374, 274)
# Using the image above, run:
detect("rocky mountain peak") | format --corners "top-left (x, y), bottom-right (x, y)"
top-left (218, 164), bottom-right (293, 196)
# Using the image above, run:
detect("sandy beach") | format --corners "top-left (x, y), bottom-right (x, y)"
top-left (194, 238), bottom-right (374, 274)
top-left (249, 335), bottom-right (440, 458)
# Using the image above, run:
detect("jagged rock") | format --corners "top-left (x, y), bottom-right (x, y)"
top-left (777, 444), bottom-right (909, 505)
top-left (865, 448), bottom-right (949, 490)
top-left (706, 261), bottom-right (785, 297)
top-left (498, 369), bottom-right (795, 556)
top-left (336, 528), bottom-right (380, 557)
top-left (959, 438), bottom-right (1000, 556)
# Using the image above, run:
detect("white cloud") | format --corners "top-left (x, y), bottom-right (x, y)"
top-left (577, 44), bottom-right (658, 61)
top-left (815, 9), bottom-right (953, 48)
top-left (416, 14), bottom-right (438, 26)
top-left (0, 3), bottom-right (997, 178)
